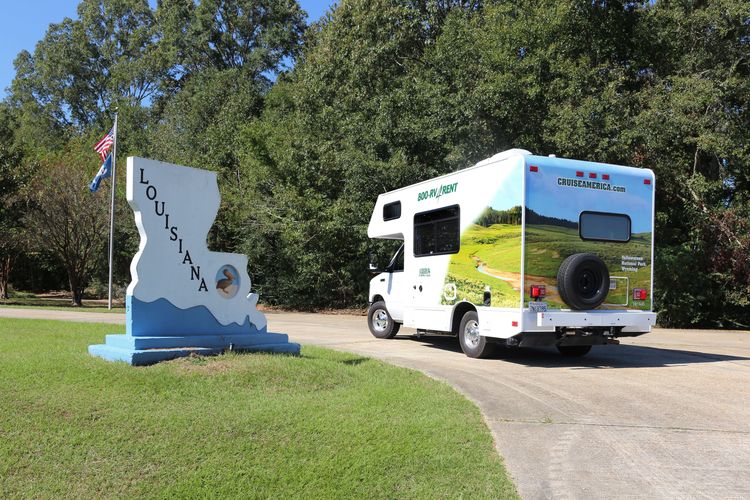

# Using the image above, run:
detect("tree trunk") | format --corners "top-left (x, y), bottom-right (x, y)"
top-left (0, 254), bottom-right (12, 300)
top-left (72, 288), bottom-right (84, 307)
top-left (68, 272), bottom-right (83, 306)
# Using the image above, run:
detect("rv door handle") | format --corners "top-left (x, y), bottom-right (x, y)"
top-left (413, 285), bottom-right (416, 290)
top-left (379, 278), bottom-right (385, 282)
top-left (419, 285), bottom-right (423, 292)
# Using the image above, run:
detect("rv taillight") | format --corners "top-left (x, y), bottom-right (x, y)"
top-left (633, 289), bottom-right (648, 300)
top-left (589, 172), bottom-right (597, 179)
top-left (512, 321), bottom-right (518, 327)
top-left (530, 165), bottom-right (538, 172)
top-left (602, 174), bottom-right (610, 180)
top-left (576, 171), bottom-right (584, 177)
top-left (530, 285), bottom-right (546, 299)
top-left (644, 179), bottom-right (652, 185)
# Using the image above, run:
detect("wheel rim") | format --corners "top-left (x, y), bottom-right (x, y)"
top-left (575, 266), bottom-right (602, 299)
top-left (372, 309), bottom-right (389, 332)
top-left (464, 319), bottom-right (480, 348)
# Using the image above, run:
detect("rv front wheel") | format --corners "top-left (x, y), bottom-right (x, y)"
top-left (367, 301), bottom-right (400, 339)
top-left (459, 311), bottom-right (495, 358)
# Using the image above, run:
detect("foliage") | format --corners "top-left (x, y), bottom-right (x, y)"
top-left (22, 147), bottom-right (110, 305)
top-left (0, 318), bottom-right (518, 498)
top-left (3, 0), bottom-right (750, 326)
top-left (0, 104), bottom-right (31, 299)
top-left (477, 206), bottom-right (522, 227)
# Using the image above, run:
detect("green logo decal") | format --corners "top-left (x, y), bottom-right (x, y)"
top-left (417, 182), bottom-right (458, 201)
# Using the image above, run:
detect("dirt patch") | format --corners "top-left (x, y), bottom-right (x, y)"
top-left (168, 353), bottom-right (237, 374)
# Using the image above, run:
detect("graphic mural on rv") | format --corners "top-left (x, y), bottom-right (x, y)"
top-left (442, 165), bottom-right (523, 308)
top-left (524, 159), bottom-right (653, 311)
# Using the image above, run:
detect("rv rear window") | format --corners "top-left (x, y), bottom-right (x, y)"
top-left (383, 201), bottom-right (401, 221)
top-left (579, 211), bottom-right (631, 242)
top-left (414, 205), bottom-right (460, 257)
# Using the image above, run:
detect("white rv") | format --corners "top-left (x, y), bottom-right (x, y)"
top-left (366, 149), bottom-right (656, 358)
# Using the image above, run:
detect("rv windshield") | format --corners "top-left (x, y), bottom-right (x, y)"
top-left (387, 244), bottom-right (404, 272)
top-left (579, 211), bottom-right (631, 242)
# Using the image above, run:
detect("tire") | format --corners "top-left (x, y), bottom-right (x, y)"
top-left (367, 301), bottom-right (400, 339)
top-left (557, 345), bottom-right (592, 357)
top-left (458, 311), bottom-right (495, 358)
top-left (557, 253), bottom-right (610, 310)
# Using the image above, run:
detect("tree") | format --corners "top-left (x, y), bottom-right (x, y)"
top-left (184, 0), bottom-right (306, 76)
top-left (0, 104), bottom-right (30, 299)
top-left (23, 150), bottom-right (110, 306)
top-left (150, 0), bottom-right (307, 252)
top-left (10, 0), bottom-right (166, 134)
top-left (239, 0), bottom-right (481, 307)
top-left (627, 0), bottom-right (750, 327)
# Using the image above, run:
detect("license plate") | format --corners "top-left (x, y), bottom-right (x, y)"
top-left (529, 301), bottom-right (548, 312)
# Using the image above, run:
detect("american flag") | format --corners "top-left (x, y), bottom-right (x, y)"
top-left (93, 129), bottom-right (114, 161)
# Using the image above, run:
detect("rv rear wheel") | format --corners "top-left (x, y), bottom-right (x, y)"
top-left (557, 345), bottom-right (592, 357)
top-left (459, 311), bottom-right (495, 358)
top-left (557, 253), bottom-right (610, 310)
top-left (367, 301), bottom-right (400, 339)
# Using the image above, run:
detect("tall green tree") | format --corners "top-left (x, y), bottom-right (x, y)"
top-left (239, 0), bottom-right (482, 307)
top-left (0, 104), bottom-right (31, 299)
top-left (150, 0), bottom-right (307, 251)
top-left (630, 0), bottom-right (750, 327)
top-left (11, 0), bottom-right (166, 135)
top-left (22, 146), bottom-right (110, 306)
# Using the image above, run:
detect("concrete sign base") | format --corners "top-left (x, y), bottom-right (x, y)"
top-left (88, 332), bottom-right (300, 365)
top-left (89, 157), bottom-right (300, 365)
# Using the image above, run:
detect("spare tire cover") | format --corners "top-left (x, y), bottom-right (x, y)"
top-left (556, 253), bottom-right (610, 310)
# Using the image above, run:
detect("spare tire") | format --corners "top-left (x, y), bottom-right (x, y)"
top-left (557, 253), bottom-right (610, 310)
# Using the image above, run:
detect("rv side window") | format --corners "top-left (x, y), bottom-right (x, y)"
top-left (579, 211), bottom-right (631, 242)
top-left (383, 201), bottom-right (401, 221)
top-left (414, 205), bottom-right (460, 257)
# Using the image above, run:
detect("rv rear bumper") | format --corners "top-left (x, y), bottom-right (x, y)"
top-left (535, 310), bottom-right (656, 331)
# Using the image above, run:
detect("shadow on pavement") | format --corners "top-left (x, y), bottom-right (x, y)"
top-left (394, 335), bottom-right (750, 369)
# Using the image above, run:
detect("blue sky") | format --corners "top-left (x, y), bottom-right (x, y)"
top-left (525, 159), bottom-right (654, 233)
top-left (0, 0), bottom-right (335, 98)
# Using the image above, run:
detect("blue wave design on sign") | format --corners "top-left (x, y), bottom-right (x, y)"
top-left (127, 296), bottom-right (265, 337)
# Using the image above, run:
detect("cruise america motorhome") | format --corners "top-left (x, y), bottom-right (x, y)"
top-left (366, 149), bottom-right (656, 358)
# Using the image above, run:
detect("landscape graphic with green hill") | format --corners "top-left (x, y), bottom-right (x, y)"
top-left (442, 206), bottom-right (523, 308)
top-left (442, 170), bottom-right (524, 308)
top-left (523, 213), bottom-right (652, 310)
top-left (442, 205), bottom-right (652, 310)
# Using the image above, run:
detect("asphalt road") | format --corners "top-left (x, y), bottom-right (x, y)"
top-left (2, 307), bottom-right (749, 499)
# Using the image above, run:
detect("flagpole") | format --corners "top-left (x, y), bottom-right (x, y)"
top-left (107, 110), bottom-right (119, 310)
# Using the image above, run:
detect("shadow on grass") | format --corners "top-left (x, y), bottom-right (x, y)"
top-left (339, 357), bottom-right (372, 366)
top-left (296, 352), bottom-right (372, 366)
top-left (393, 334), bottom-right (750, 369)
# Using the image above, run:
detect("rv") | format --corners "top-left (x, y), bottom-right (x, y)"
top-left (366, 149), bottom-right (656, 358)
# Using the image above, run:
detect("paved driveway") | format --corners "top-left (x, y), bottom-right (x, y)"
top-left (2, 307), bottom-right (749, 499)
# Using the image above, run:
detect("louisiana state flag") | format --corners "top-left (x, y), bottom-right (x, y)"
top-left (89, 153), bottom-right (112, 193)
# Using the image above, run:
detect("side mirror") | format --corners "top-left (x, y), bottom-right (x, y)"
top-left (368, 262), bottom-right (380, 274)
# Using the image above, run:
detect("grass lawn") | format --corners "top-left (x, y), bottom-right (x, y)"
top-left (0, 318), bottom-right (517, 499)
top-left (0, 295), bottom-right (125, 313)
